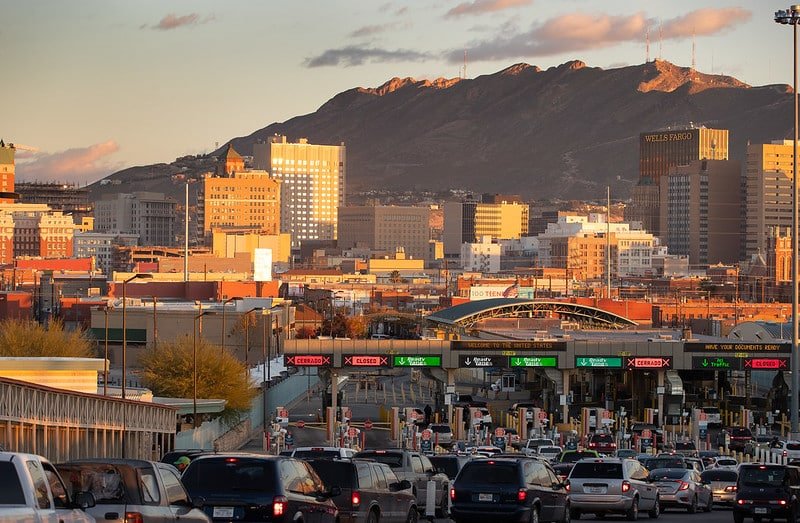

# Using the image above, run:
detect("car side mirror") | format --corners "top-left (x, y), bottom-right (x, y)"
top-left (72, 491), bottom-right (96, 510)
top-left (398, 479), bottom-right (412, 491)
top-left (191, 496), bottom-right (205, 509)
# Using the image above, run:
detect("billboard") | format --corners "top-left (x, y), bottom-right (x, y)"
top-left (253, 248), bottom-right (272, 282)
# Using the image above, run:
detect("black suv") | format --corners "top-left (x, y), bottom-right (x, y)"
top-left (734, 464), bottom-right (800, 523)
top-left (181, 454), bottom-right (339, 522)
top-left (306, 458), bottom-right (417, 523)
top-left (450, 457), bottom-right (569, 523)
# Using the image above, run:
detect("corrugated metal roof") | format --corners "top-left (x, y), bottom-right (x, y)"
top-left (427, 298), bottom-right (534, 324)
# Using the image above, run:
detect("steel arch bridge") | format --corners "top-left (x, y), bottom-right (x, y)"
top-left (426, 298), bottom-right (638, 330)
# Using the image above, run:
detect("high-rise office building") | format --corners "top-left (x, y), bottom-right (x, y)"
top-left (745, 140), bottom-right (797, 258)
top-left (338, 205), bottom-right (431, 261)
top-left (253, 136), bottom-right (345, 248)
top-left (93, 192), bottom-right (177, 246)
top-left (660, 159), bottom-right (742, 266)
top-left (443, 196), bottom-right (529, 256)
top-left (628, 125), bottom-right (728, 237)
top-left (0, 141), bottom-right (16, 203)
top-left (16, 182), bottom-right (92, 225)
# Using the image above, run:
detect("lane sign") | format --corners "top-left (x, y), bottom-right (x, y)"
top-left (510, 356), bottom-right (558, 367)
top-left (296, 420), bottom-right (305, 429)
top-left (744, 357), bottom-right (789, 370)
top-left (458, 355), bottom-right (507, 368)
top-left (393, 355), bottom-right (441, 367)
top-left (495, 427), bottom-right (506, 438)
top-left (538, 411), bottom-right (548, 421)
top-left (348, 427), bottom-right (357, 438)
top-left (364, 419), bottom-right (373, 430)
top-left (343, 355), bottom-right (390, 367)
top-left (626, 357), bottom-right (672, 369)
top-left (421, 429), bottom-right (432, 441)
top-left (575, 356), bottom-right (623, 368)
top-left (285, 355), bottom-right (332, 366)
top-left (692, 356), bottom-right (738, 370)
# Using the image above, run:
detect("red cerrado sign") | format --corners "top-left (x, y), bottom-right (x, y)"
top-left (285, 355), bottom-right (332, 366)
top-left (626, 357), bottom-right (672, 369)
top-left (744, 358), bottom-right (789, 370)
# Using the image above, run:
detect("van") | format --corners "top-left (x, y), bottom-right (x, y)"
top-left (734, 464), bottom-right (800, 523)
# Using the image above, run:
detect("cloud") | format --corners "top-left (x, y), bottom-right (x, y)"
top-left (395, 6), bottom-right (408, 15)
top-left (448, 8), bottom-right (750, 63)
top-left (305, 46), bottom-right (432, 67)
top-left (350, 24), bottom-right (392, 38)
top-left (660, 7), bottom-right (751, 39)
top-left (15, 141), bottom-right (123, 185)
top-left (147, 13), bottom-right (215, 31)
top-left (446, 0), bottom-right (532, 18)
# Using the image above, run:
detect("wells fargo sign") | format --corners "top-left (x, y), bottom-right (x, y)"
top-left (643, 132), bottom-right (694, 142)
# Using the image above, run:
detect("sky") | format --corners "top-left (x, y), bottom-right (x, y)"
top-left (0, 1), bottom-right (787, 185)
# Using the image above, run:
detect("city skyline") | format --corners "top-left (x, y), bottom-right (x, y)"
top-left (2, 1), bottom-right (783, 185)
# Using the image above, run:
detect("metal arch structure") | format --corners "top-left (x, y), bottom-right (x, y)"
top-left (0, 377), bottom-right (176, 462)
top-left (426, 299), bottom-right (638, 330)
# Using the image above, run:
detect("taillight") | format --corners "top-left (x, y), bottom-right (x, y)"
top-left (725, 486), bottom-right (737, 492)
top-left (450, 488), bottom-right (456, 501)
top-left (679, 481), bottom-right (689, 491)
top-left (621, 481), bottom-right (631, 493)
top-left (518, 488), bottom-right (527, 502)
top-left (351, 491), bottom-right (361, 508)
top-left (784, 450), bottom-right (788, 457)
top-left (610, 443), bottom-right (617, 448)
top-left (124, 513), bottom-right (144, 523)
top-left (589, 442), bottom-right (596, 448)
top-left (565, 481), bottom-right (570, 493)
top-left (273, 495), bottom-right (288, 517)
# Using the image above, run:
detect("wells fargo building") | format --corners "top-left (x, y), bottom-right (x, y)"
top-left (639, 127), bottom-right (729, 182)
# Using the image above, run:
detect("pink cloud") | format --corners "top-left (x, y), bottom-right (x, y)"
top-left (446, 0), bottom-right (532, 18)
top-left (661, 7), bottom-right (752, 39)
top-left (16, 141), bottom-right (123, 185)
top-left (148, 13), bottom-right (215, 31)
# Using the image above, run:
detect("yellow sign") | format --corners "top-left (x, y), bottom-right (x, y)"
top-left (643, 132), bottom-right (693, 142)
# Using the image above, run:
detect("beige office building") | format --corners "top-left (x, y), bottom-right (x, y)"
top-left (201, 171), bottom-right (281, 239)
top-left (745, 140), bottom-right (797, 258)
top-left (443, 200), bottom-right (529, 256)
top-left (338, 205), bottom-right (431, 261)
top-left (660, 159), bottom-right (742, 266)
top-left (254, 136), bottom-right (345, 248)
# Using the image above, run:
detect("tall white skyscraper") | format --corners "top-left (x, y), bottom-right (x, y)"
top-left (254, 136), bottom-right (345, 248)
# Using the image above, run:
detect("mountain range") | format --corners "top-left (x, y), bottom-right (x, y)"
top-left (89, 59), bottom-right (794, 202)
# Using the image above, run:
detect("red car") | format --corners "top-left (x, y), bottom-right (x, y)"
top-left (587, 432), bottom-right (617, 453)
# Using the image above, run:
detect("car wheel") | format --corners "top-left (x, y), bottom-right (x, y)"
top-left (626, 498), bottom-right (639, 521)
top-left (531, 505), bottom-right (540, 523)
top-left (562, 502), bottom-right (571, 523)
top-left (687, 495), bottom-right (697, 514)
top-left (367, 508), bottom-right (379, 523)
top-left (570, 508), bottom-right (582, 520)
top-left (406, 507), bottom-right (419, 523)
top-left (648, 497), bottom-right (660, 519)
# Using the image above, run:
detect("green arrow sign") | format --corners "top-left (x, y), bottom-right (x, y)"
top-left (510, 356), bottom-right (558, 367)
top-left (575, 356), bottom-right (623, 368)
top-left (393, 355), bottom-right (442, 367)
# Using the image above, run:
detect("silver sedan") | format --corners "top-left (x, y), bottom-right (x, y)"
top-left (650, 468), bottom-right (713, 513)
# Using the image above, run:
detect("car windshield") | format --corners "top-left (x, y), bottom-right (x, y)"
top-left (702, 470), bottom-right (738, 482)
top-left (182, 458), bottom-right (276, 493)
top-left (644, 458), bottom-right (685, 470)
top-left (560, 451), bottom-right (597, 462)
top-left (306, 461), bottom-right (355, 488)
top-left (716, 459), bottom-right (738, 466)
top-left (570, 462), bottom-right (622, 479)
top-left (740, 467), bottom-right (785, 487)
top-left (458, 462), bottom-right (518, 484)
top-left (539, 447), bottom-right (561, 454)
top-left (787, 443), bottom-right (800, 451)
top-left (356, 452), bottom-right (403, 468)
top-left (56, 463), bottom-right (128, 503)
top-left (730, 428), bottom-right (752, 437)
top-left (702, 408), bottom-right (720, 414)
top-left (675, 442), bottom-right (696, 449)
top-left (293, 450), bottom-right (342, 459)
top-left (592, 435), bottom-right (613, 443)
top-left (429, 425), bottom-right (451, 434)
top-left (650, 468), bottom-right (688, 480)
top-left (429, 457), bottom-right (459, 479)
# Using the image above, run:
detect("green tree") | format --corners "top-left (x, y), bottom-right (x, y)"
top-left (0, 319), bottom-right (94, 357)
top-left (295, 325), bottom-right (317, 339)
top-left (139, 336), bottom-right (256, 417)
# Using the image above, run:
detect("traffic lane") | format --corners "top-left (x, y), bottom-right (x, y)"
top-left (433, 503), bottom-right (734, 523)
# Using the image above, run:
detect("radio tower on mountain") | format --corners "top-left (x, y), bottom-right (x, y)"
top-left (645, 27), bottom-right (650, 62)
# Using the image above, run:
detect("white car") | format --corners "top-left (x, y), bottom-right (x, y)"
top-left (290, 446), bottom-right (356, 459)
top-left (710, 457), bottom-right (739, 470)
top-left (770, 440), bottom-right (800, 459)
top-left (536, 445), bottom-right (563, 461)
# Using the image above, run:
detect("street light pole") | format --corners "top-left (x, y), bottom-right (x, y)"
top-left (193, 311), bottom-right (210, 429)
top-left (152, 296), bottom-right (158, 350)
top-left (221, 296), bottom-right (242, 353)
top-left (776, 5), bottom-right (800, 437)
top-left (103, 307), bottom-right (109, 396)
top-left (121, 273), bottom-right (153, 401)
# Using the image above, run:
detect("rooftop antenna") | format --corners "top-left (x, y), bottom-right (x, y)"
top-left (658, 20), bottom-right (663, 60)
top-left (463, 49), bottom-right (467, 79)
top-left (646, 27), bottom-right (650, 63)
top-left (691, 30), bottom-right (696, 71)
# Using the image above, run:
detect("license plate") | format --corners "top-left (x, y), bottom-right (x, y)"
top-left (213, 507), bottom-right (235, 518)
top-left (586, 487), bottom-right (605, 494)
top-left (479, 493), bottom-right (493, 502)
top-left (755, 508), bottom-right (768, 515)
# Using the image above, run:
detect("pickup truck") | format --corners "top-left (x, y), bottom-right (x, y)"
top-left (0, 452), bottom-right (95, 523)
top-left (521, 437), bottom-right (555, 456)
